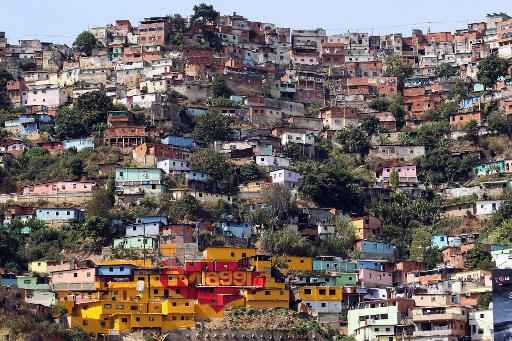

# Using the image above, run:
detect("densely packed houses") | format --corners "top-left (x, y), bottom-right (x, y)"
top-left (2, 5), bottom-right (512, 340)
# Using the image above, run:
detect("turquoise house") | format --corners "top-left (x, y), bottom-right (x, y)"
top-left (313, 257), bottom-right (358, 273)
top-left (473, 160), bottom-right (506, 177)
top-left (115, 168), bottom-right (166, 196)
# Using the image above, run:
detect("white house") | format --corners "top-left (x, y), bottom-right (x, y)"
top-left (491, 247), bottom-right (512, 269)
top-left (157, 159), bottom-right (191, 174)
top-left (469, 310), bottom-right (493, 341)
top-left (269, 169), bottom-right (301, 187)
top-left (255, 155), bottom-right (290, 168)
top-left (125, 222), bottom-right (161, 237)
top-left (280, 131), bottom-right (316, 146)
top-left (27, 85), bottom-right (68, 108)
top-left (474, 200), bottom-right (503, 216)
top-left (302, 300), bottom-right (342, 314)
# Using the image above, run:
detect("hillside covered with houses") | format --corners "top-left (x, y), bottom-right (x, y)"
top-left (1, 4), bottom-right (512, 340)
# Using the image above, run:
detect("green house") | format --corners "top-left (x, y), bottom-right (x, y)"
top-left (113, 236), bottom-right (156, 250)
top-left (16, 275), bottom-right (50, 290)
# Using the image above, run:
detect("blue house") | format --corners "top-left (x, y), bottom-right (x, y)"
top-left (357, 260), bottom-right (386, 271)
top-left (35, 208), bottom-right (84, 224)
top-left (312, 256), bottom-right (358, 273)
top-left (356, 240), bottom-right (396, 261)
top-left (185, 171), bottom-right (209, 183)
top-left (432, 235), bottom-right (462, 249)
top-left (96, 264), bottom-right (134, 278)
top-left (63, 137), bottom-right (95, 151)
top-left (220, 222), bottom-right (252, 239)
top-left (432, 235), bottom-right (449, 249)
top-left (135, 216), bottom-right (168, 225)
top-left (4, 114), bottom-right (53, 137)
top-left (161, 135), bottom-right (195, 149)
top-left (0, 273), bottom-right (17, 288)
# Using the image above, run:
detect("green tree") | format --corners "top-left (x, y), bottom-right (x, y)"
top-left (263, 185), bottom-right (296, 226)
top-left (488, 111), bottom-right (512, 136)
top-left (373, 192), bottom-right (441, 258)
top-left (54, 106), bottom-right (88, 139)
top-left (73, 31), bottom-right (101, 56)
top-left (211, 75), bottom-right (233, 98)
top-left (464, 244), bottom-right (494, 270)
top-left (75, 90), bottom-right (113, 127)
top-left (384, 55), bottom-right (414, 88)
top-left (388, 95), bottom-right (406, 129)
top-left (191, 4), bottom-right (219, 25)
top-left (410, 228), bottom-right (433, 262)
top-left (298, 162), bottom-right (364, 213)
top-left (0, 68), bottom-right (13, 110)
top-left (261, 227), bottom-right (310, 256)
top-left (477, 54), bottom-right (508, 89)
top-left (336, 127), bottom-right (370, 155)
top-left (236, 162), bottom-right (263, 184)
top-left (477, 292), bottom-right (492, 310)
top-left (360, 116), bottom-right (380, 137)
top-left (465, 120), bottom-right (480, 144)
top-left (161, 194), bottom-right (201, 222)
top-left (369, 97), bottom-right (390, 111)
top-left (411, 121), bottom-right (450, 150)
top-left (435, 63), bottom-right (459, 78)
top-left (167, 14), bottom-right (187, 32)
top-left (486, 219), bottom-right (512, 244)
top-left (86, 181), bottom-right (115, 218)
top-left (388, 169), bottom-right (399, 191)
top-left (188, 148), bottom-right (235, 194)
top-left (416, 146), bottom-right (478, 185)
top-left (192, 111), bottom-right (234, 144)
top-left (320, 216), bottom-right (357, 258)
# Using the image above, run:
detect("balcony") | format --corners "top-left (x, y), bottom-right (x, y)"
top-left (413, 329), bottom-right (455, 337)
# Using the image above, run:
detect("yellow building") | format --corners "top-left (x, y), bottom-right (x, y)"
top-left (28, 260), bottom-right (48, 274)
top-left (243, 288), bottom-right (289, 309)
top-left (203, 247), bottom-right (257, 260)
top-left (296, 286), bottom-right (342, 301)
top-left (272, 256), bottom-right (313, 272)
top-left (249, 255), bottom-right (272, 272)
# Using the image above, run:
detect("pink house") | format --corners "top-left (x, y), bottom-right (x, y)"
top-left (0, 139), bottom-right (28, 156)
top-left (377, 162), bottom-right (418, 185)
top-left (358, 269), bottom-right (393, 288)
top-left (22, 181), bottom-right (96, 196)
top-left (50, 268), bottom-right (96, 291)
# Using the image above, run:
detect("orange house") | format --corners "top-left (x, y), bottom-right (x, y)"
top-left (449, 111), bottom-right (482, 130)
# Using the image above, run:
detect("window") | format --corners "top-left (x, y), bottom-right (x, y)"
top-left (329, 289), bottom-right (336, 295)
top-left (321, 302), bottom-right (326, 307)
top-left (265, 290), bottom-right (271, 295)
top-left (116, 304), bottom-right (124, 310)
top-left (172, 302), bottom-right (177, 306)
top-left (121, 318), bottom-right (128, 323)
top-left (104, 304), bottom-right (112, 309)
top-left (73, 272), bottom-right (78, 278)
top-left (131, 305), bottom-right (137, 311)
top-left (304, 288), bottom-right (312, 295)
top-left (135, 317), bottom-right (141, 322)
top-left (154, 289), bottom-right (159, 295)
top-left (319, 289), bottom-right (326, 295)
